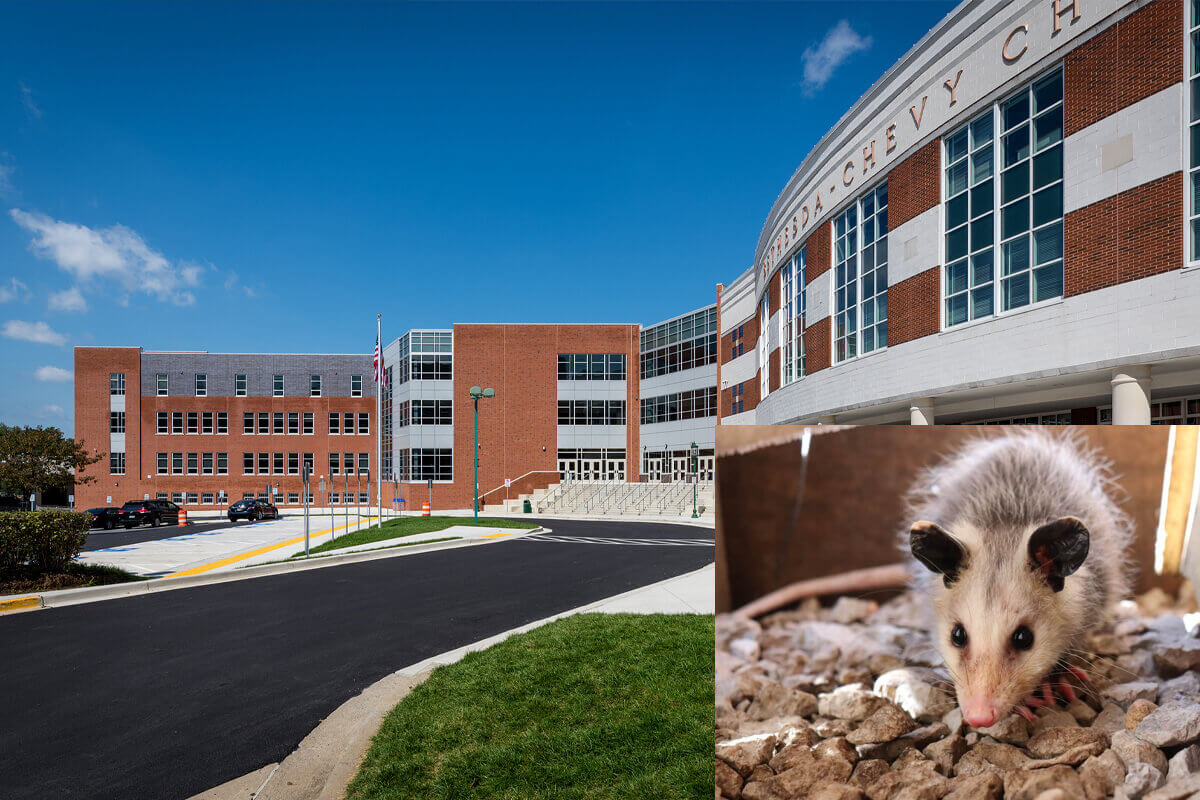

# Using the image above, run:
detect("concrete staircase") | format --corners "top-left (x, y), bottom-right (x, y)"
top-left (498, 480), bottom-right (714, 518)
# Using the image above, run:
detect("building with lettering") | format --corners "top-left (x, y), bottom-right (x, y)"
top-left (718, 0), bottom-right (1200, 425)
top-left (73, 308), bottom-right (717, 512)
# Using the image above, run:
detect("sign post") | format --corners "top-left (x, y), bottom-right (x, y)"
top-left (505, 477), bottom-right (511, 506)
top-left (302, 464), bottom-right (311, 557)
top-left (427, 478), bottom-right (433, 515)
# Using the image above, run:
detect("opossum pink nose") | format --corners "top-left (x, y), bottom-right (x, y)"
top-left (964, 708), bottom-right (999, 728)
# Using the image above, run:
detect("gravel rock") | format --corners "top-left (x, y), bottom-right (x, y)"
top-left (1126, 699), bottom-right (1159, 732)
top-left (819, 684), bottom-right (889, 721)
top-left (1120, 762), bottom-right (1166, 800)
top-left (976, 714), bottom-right (1029, 745)
top-left (716, 758), bottom-right (743, 799)
top-left (924, 732), bottom-right (968, 775)
top-left (1031, 708), bottom-right (1080, 734)
top-left (1167, 744), bottom-right (1200, 781)
top-left (846, 703), bottom-right (919, 745)
top-left (1153, 640), bottom-right (1200, 678)
top-left (1026, 726), bottom-right (1108, 759)
top-left (748, 683), bottom-right (818, 720)
top-left (1079, 750), bottom-right (1128, 800)
top-left (1144, 773), bottom-right (1200, 800)
top-left (717, 735), bottom-right (777, 777)
top-left (1003, 764), bottom-right (1085, 800)
top-left (814, 737), bottom-right (861, 769)
top-left (1134, 699), bottom-right (1200, 747)
top-left (944, 772), bottom-right (1003, 800)
top-left (1111, 730), bottom-right (1169, 774)
top-left (1158, 671), bottom-right (1200, 704)
top-left (850, 758), bottom-right (891, 789)
top-left (830, 597), bottom-right (878, 624)
top-left (1093, 703), bottom-right (1130, 737)
top-left (1103, 681), bottom-right (1161, 709)
top-left (808, 784), bottom-right (866, 800)
top-left (873, 668), bottom-right (955, 723)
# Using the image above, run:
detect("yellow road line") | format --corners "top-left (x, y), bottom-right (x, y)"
top-left (164, 517), bottom-right (378, 578)
top-left (0, 595), bottom-right (42, 614)
top-left (481, 533), bottom-right (512, 539)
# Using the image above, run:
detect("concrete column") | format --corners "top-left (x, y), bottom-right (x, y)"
top-left (910, 397), bottom-right (935, 426)
top-left (1111, 366), bottom-right (1151, 425)
top-left (817, 415), bottom-right (837, 425)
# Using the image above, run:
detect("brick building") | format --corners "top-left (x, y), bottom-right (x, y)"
top-left (718, 0), bottom-right (1200, 426)
top-left (74, 309), bottom-right (717, 512)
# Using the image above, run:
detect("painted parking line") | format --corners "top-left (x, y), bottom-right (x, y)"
top-left (515, 535), bottom-right (713, 547)
top-left (163, 517), bottom-right (378, 578)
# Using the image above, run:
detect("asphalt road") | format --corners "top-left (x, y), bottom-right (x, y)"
top-left (82, 518), bottom-right (233, 550)
top-left (0, 518), bottom-right (713, 800)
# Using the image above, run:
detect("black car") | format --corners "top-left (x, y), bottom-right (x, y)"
top-left (120, 500), bottom-right (180, 529)
top-left (85, 507), bottom-right (124, 530)
top-left (227, 499), bottom-right (280, 522)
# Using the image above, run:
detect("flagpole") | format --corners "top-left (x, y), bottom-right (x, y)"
top-left (377, 314), bottom-right (383, 527)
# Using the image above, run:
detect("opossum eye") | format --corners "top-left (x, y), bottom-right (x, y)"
top-left (950, 623), bottom-right (967, 648)
top-left (1011, 626), bottom-right (1034, 651)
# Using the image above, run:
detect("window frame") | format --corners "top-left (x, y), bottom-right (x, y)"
top-left (351, 375), bottom-right (363, 397)
top-left (157, 373), bottom-right (168, 396)
top-left (235, 374), bottom-right (247, 397)
top-left (310, 374), bottom-right (322, 397)
top-left (195, 373), bottom-right (207, 397)
top-left (110, 373), bottom-right (126, 395)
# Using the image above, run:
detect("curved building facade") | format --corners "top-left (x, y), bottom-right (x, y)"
top-left (718, 0), bottom-right (1200, 426)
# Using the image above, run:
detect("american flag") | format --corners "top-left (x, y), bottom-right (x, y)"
top-left (373, 332), bottom-right (383, 383)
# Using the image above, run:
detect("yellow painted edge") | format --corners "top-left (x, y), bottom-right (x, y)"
top-left (481, 533), bottom-right (512, 539)
top-left (0, 595), bottom-right (42, 613)
top-left (164, 517), bottom-right (378, 578)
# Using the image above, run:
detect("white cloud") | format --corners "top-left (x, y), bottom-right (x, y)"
top-left (48, 286), bottom-right (87, 313)
top-left (0, 277), bottom-right (29, 303)
top-left (801, 20), bottom-right (873, 96)
top-left (2, 319), bottom-right (67, 345)
top-left (9, 209), bottom-right (201, 305)
top-left (43, 404), bottom-right (64, 416)
top-left (224, 271), bottom-right (256, 298)
top-left (35, 365), bottom-right (72, 382)
top-left (19, 82), bottom-right (41, 120)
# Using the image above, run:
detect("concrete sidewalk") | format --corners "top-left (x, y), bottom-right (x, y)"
top-left (190, 562), bottom-right (715, 800)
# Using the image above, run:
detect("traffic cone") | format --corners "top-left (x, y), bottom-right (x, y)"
top-left (421, 501), bottom-right (430, 517)
top-left (179, 506), bottom-right (189, 526)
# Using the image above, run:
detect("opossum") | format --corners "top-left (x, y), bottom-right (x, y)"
top-left (903, 430), bottom-right (1132, 729)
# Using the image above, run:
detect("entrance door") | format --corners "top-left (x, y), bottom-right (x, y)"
top-left (671, 456), bottom-right (688, 481)
top-left (698, 455), bottom-right (715, 481)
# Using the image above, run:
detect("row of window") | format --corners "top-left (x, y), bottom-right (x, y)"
top-left (150, 492), bottom-right (320, 506)
top-left (730, 383), bottom-right (746, 415)
top-left (394, 448), bottom-right (454, 481)
top-left (155, 452), bottom-right (233, 475)
top-left (640, 335), bottom-right (717, 379)
top-left (155, 411), bottom-right (230, 435)
top-left (781, 248), bottom-right (807, 386)
top-left (327, 452), bottom-right (371, 476)
top-left (397, 399), bottom-right (452, 427)
top-left (557, 353), bottom-right (628, 381)
top-left (640, 387), bottom-right (718, 425)
top-left (556, 400), bottom-right (627, 426)
top-left (640, 307), bottom-right (717, 352)
top-left (152, 411), bottom-right (371, 436)
top-left (396, 332), bottom-right (454, 385)
top-left (152, 372), bottom-right (363, 398)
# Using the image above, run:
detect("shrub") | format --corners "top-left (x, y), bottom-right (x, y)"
top-left (0, 510), bottom-right (92, 574)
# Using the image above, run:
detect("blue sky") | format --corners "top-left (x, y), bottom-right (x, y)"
top-left (0, 1), bottom-right (954, 433)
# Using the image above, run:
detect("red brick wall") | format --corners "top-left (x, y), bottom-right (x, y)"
top-left (769, 349), bottom-right (780, 392)
top-left (769, 270), bottom-right (781, 315)
top-left (75, 347), bottom-right (140, 509)
top-left (1065, 172), bottom-right (1183, 296)
top-left (805, 317), bottom-right (831, 374)
top-left (452, 324), bottom-right (639, 510)
top-left (805, 223), bottom-right (832, 282)
top-left (887, 267), bottom-right (941, 346)
top-left (888, 138), bottom-right (941, 229)
top-left (1064, 0), bottom-right (1183, 137)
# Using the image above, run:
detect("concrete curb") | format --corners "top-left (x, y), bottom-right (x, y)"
top-left (0, 527), bottom-right (547, 613)
top-left (188, 562), bottom-right (715, 800)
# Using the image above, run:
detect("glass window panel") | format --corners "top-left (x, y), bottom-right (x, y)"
top-left (947, 193), bottom-right (968, 228)
top-left (1002, 163), bottom-right (1030, 204)
top-left (970, 216), bottom-right (994, 250)
top-left (1193, 218), bottom-right (1200, 262)
top-left (971, 114), bottom-right (993, 147)
top-left (946, 128), bottom-right (969, 163)
top-left (1032, 72), bottom-right (1062, 113)
top-left (1193, 78), bottom-right (1200, 123)
top-left (1193, 31), bottom-right (1200, 76)
top-left (947, 261), bottom-right (968, 295)
top-left (1002, 235), bottom-right (1030, 276)
top-left (946, 161), bottom-right (968, 197)
top-left (863, 299), bottom-right (875, 326)
top-left (862, 269), bottom-right (874, 299)
top-left (876, 294), bottom-right (887, 322)
top-left (1003, 272), bottom-right (1031, 310)
top-left (947, 294), bottom-right (968, 326)
top-left (1032, 184), bottom-right (1063, 227)
top-left (971, 146), bottom-right (993, 182)
top-left (1003, 124), bottom-right (1030, 167)
top-left (1032, 146), bottom-right (1063, 190)
top-left (970, 180), bottom-right (994, 217)
top-left (971, 251), bottom-right (993, 286)
top-left (862, 243), bottom-right (874, 271)
top-left (1002, 197), bottom-right (1030, 239)
top-left (946, 227), bottom-right (969, 261)
top-left (1033, 222), bottom-right (1063, 265)
top-left (1193, 127), bottom-right (1200, 170)
top-left (1003, 93), bottom-right (1029, 130)
top-left (1034, 106), bottom-right (1063, 151)
top-left (877, 207), bottom-right (887, 233)
top-left (1033, 261), bottom-right (1064, 302)
top-left (971, 285), bottom-right (994, 319)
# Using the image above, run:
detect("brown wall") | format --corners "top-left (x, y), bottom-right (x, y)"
top-left (888, 137), bottom-right (941, 229)
top-left (716, 426), bottom-right (1177, 613)
top-left (805, 222), bottom-right (831, 282)
top-left (888, 266), bottom-right (941, 346)
top-left (805, 316), bottom-right (831, 374)
top-left (1065, 172), bottom-right (1184, 296)
top-left (75, 347), bottom-right (141, 508)
top-left (1064, 0), bottom-right (1183, 137)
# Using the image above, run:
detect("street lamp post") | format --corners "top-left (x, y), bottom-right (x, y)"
top-left (689, 441), bottom-right (699, 519)
top-left (469, 386), bottom-right (495, 523)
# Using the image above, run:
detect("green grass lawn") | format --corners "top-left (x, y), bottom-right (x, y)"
top-left (0, 562), bottom-right (146, 595)
top-left (298, 515), bottom-right (536, 557)
top-left (345, 613), bottom-right (715, 800)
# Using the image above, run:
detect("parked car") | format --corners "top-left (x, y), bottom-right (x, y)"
top-left (227, 499), bottom-right (280, 522)
top-left (120, 500), bottom-right (180, 529)
top-left (86, 507), bottom-right (124, 530)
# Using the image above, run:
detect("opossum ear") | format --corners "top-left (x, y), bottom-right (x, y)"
top-left (1027, 516), bottom-right (1090, 593)
top-left (910, 521), bottom-right (966, 587)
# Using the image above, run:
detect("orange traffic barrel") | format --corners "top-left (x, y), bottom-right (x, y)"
top-left (421, 501), bottom-right (430, 517)
top-left (178, 506), bottom-right (189, 526)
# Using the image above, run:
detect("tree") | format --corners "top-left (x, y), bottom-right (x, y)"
top-left (0, 424), bottom-right (105, 501)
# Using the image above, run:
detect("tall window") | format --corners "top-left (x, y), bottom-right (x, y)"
top-left (187, 411), bottom-right (198, 434)
top-left (173, 411), bottom-right (184, 434)
top-left (329, 412), bottom-right (340, 435)
top-left (945, 68), bottom-right (1063, 323)
top-left (217, 452), bottom-right (228, 475)
top-left (288, 412), bottom-right (299, 435)
top-left (217, 412), bottom-right (228, 434)
top-left (302, 412), bottom-right (313, 434)
top-left (351, 375), bottom-right (363, 397)
top-left (944, 112), bottom-right (996, 325)
top-left (202, 411), bottom-right (213, 434)
top-left (110, 373), bottom-right (125, 395)
top-left (110, 452), bottom-right (125, 475)
top-left (1189, 4), bottom-right (1200, 263)
top-left (157, 452), bottom-right (168, 474)
top-left (195, 373), bottom-right (207, 396)
top-left (157, 373), bottom-right (168, 396)
top-left (274, 374), bottom-right (284, 396)
top-left (157, 412), bottom-right (168, 434)
top-left (273, 412), bottom-right (284, 435)
top-left (833, 181), bottom-right (889, 363)
top-left (243, 412), bottom-right (254, 434)
top-left (110, 411), bottom-right (125, 433)
top-left (310, 374), bottom-right (322, 397)
top-left (235, 374), bottom-right (247, 396)
top-left (782, 248), bottom-right (806, 384)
